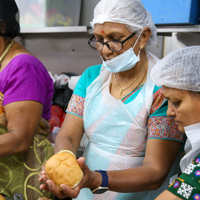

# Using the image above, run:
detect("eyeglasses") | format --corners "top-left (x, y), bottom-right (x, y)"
top-left (88, 31), bottom-right (138, 52)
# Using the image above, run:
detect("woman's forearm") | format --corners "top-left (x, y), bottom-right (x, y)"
top-left (54, 113), bottom-right (84, 155)
top-left (102, 139), bottom-right (182, 193)
top-left (54, 132), bottom-right (79, 155)
top-left (106, 165), bottom-right (165, 193)
top-left (85, 164), bottom-right (166, 193)
top-left (0, 132), bottom-right (31, 157)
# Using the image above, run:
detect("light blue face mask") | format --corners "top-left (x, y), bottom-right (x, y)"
top-left (102, 31), bottom-right (142, 73)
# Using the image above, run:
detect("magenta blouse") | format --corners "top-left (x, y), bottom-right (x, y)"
top-left (0, 54), bottom-right (54, 120)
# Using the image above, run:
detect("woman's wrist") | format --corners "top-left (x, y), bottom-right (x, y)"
top-left (89, 171), bottom-right (102, 189)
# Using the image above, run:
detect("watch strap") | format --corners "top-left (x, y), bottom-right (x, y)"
top-left (95, 170), bottom-right (109, 187)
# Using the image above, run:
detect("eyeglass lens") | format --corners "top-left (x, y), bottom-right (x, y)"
top-left (89, 41), bottom-right (123, 51)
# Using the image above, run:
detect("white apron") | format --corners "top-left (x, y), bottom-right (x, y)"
top-left (180, 123), bottom-right (200, 172)
top-left (75, 52), bottom-right (180, 200)
top-left (169, 123), bottom-right (200, 185)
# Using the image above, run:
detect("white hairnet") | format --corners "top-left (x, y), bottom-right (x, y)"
top-left (90, 0), bottom-right (157, 48)
top-left (150, 46), bottom-right (200, 92)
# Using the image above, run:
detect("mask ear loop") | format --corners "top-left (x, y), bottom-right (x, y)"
top-left (132, 29), bottom-right (143, 56)
top-left (137, 50), bottom-right (141, 58)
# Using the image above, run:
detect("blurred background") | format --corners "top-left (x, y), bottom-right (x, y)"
top-left (14, 0), bottom-right (200, 75)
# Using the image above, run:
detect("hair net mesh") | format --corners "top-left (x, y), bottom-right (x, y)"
top-left (150, 46), bottom-right (200, 92)
top-left (0, 0), bottom-right (20, 38)
top-left (90, 0), bottom-right (157, 48)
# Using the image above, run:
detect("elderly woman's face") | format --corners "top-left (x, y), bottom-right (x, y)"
top-left (93, 22), bottom-right (140, 61)
top-left (163, 86), bottom-right (200, 133)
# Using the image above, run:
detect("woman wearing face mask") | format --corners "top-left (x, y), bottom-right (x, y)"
top-left (150, 46), bottom-right (200, 200)
top-left (39, 0), bottom-right (185, 199)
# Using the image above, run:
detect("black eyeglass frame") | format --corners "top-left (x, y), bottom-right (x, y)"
top-left (88, 31), bottom-right (138, 52)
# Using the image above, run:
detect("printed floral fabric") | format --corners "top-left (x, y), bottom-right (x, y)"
top-left (0, 92), bottom-right (7, 126)
top-left (147, 116), bottom-right (184, 142)
top-left (148, 88), bottom-right (185, 142)
top-left (67, 94), bottom-right (85, 117)
top-left (168, 154), bottom-right (200, 200)
top-left (150, 87), bottom-right (166, 115)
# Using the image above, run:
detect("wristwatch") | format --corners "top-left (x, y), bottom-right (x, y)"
top-left (91, 170), bottom-right (109, 194)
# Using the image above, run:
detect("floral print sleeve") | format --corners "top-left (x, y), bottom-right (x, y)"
top-left (148, 87), bottom-right (185, 143)
top-left (66, 94), bottom-right (85, 117)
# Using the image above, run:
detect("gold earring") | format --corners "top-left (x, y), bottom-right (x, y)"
top-left (140, 46), bottom-right (143, 50)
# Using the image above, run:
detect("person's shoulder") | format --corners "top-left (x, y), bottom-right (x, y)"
top-left (152, 85), bottom-right (165, 104)
top-left (12, 54), bottom-right (45, 69)
top-left (84, 64), bottom-right (102, 76)
top-left (9, 54), bottom-right (53, 86)
top-left (149, 85), bottom-right (166, 116)
top-left (73, 64), bottom-right (102, 97)
top-left (10, 54), bottom-right (51, 78)
top-left (82, 64), bottom-right (102, 83)
top-left (147, 51), bottom-right (160, 64)
top-left (153, 85), bottom-right (162, 94)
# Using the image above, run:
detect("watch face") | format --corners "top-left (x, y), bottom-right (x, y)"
top-left (91, 187), bottom-right (109, 194)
